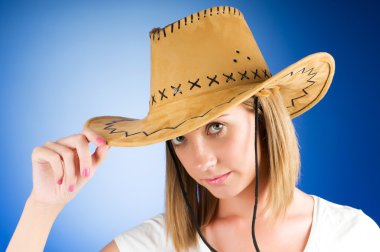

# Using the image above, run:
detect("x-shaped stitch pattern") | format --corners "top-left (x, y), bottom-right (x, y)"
top-left (252, 69), bottom-right (261, 79)
top-left (159, 88), bottom-right (168, 100)
top-left (151, 94), bottom-right (156, 106)
top-left (171, 84), bottom-right (183, 96)
top-left (207, 75), bottom-right (219, 86)
top-left (263, 69), bottom-right (270, 78)
top-left (188, 78), bottom-right (202, 90)
top-left (223, 73), bottom-right (236, 83)
top-left (238, 70), bottom-right (249, 80)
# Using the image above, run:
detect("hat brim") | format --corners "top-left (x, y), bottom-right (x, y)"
top-left (84, 52), bottom-right (334, 147)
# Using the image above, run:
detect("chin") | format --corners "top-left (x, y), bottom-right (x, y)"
top-left (206, 186), bottom-right (242, 200)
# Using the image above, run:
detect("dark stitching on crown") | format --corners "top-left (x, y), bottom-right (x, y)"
top-left (151, 68), bottom-right (271, 106)
top-left (171, 84), bottom-right (183, 96)
top-left (223, 73), bottom-right (236, 83)
top-left (252, 69), bottom-right (261, 79)
top-left (103, 67), bottom-right (327, 141)
top-left (150, 7), bottom-right (243, 40)
top-left (159, 89), bottom-right (168, 100)
top-left (207, 75), bottom-right (219, 86)
top-left (188, 78), bottom-right (201, 90)
top-left (238, 71), bottom-right (249, 80)
top-left (151, 94), bottom-right (156, 106)
top-left (263, 69), bottom-right (270, 78)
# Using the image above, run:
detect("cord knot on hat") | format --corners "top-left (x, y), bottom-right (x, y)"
top-left (256, 86), bottom-right (280, 97)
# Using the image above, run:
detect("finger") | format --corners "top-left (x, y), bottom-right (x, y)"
top-left (92, 144), bottom-right (111, 170)
top-left (81, 127), bottom-right (107, 146)
top-left (31, 145), bottom-right (64, 184)
top-left (45, 141), bottom-right (78, 192)
top-left (56, 134), bottom-right (93, 179)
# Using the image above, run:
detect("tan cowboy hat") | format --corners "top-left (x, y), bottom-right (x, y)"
top-left (84, 6), bottom-right (335, 147)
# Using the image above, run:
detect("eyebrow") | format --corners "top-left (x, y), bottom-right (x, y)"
top-left (217, 114), bottom-right (230, 118)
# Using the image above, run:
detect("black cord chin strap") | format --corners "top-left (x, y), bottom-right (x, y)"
top-left (166, 141), bottom-right (217, 252)
top-left (252, 96), bottom-right (261, 251)
top-left (165, 96), bottom-right (261, 252)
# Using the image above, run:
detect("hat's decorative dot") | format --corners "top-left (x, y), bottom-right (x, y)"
top-left (247, 56), bottom-right (251, 60)
top-left (236, 50), bottom-right (240, 53)
top-left (233, 59), bottom-right (238, 63)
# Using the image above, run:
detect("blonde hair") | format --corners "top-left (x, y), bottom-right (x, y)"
top-left (164, 88), bottom-right (300, 251)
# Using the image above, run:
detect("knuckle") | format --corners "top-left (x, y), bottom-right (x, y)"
top-left (44, 140), bottom-right (53, 146)
top-left (75, 134), bottom-right (87, 142)
top-left (51, 152), bottom-right (62, 164)
top-left (61, 149), bottom-right (75, 160)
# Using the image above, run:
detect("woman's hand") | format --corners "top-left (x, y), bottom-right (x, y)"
top-left (29, 128), bottom-right (110, 208)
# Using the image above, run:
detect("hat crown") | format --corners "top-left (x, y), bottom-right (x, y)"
top-left (148, 6), bottom-right (271, 112)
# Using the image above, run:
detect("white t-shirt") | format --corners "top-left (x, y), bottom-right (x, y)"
top-left (114, 195), bottom-right (380, 251)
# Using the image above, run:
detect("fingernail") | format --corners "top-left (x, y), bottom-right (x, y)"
top-left (96, 137), bottom-right (105, 145)
top-left (57, 178), bottom-right (63, 185)
top-left (82, 168), bottom-right (90, 178)
top-left (68, 184), bottom-right (75, 192)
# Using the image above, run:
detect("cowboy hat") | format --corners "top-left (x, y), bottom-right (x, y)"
top-left (84, 6), bottom-right (335, 147)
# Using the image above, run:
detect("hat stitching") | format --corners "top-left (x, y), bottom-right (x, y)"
top-left (223, 73), bottom-right (236, 82)
top-left (151, 94), bottom-right (156, 105)
top-left (103, 96), bottom-right (240, 138)
top-left (285, 67), bottom-right (318, 109)
top-left (171, 84), bottom-right (183, 96)
top-left (158, 89), bottom-right (168, 100)
top-left (150, 68), bottom-right (271, 106)
top-left (263, 69), bottom-right (270, 78)
top-left (99, 65), bottom-right (327, 141)
top-left (149, 6), bottom-right (242, 41)
top-left (238, 71), bottom-right (250, 80)
top-left (207, 75), bottom-right (219, 86)
top-left (252, 69), bottom-right (262, 79)
top-left (188, 78), bottom-right (202, 90)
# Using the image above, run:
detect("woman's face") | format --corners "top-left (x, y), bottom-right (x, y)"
top-left (172, 104), bottom-right (261, 199)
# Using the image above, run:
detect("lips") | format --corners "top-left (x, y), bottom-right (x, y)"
top-left (204, 172), bottom-right (231, 185)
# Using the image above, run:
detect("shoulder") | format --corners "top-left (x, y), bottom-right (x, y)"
top-left (113, 213), bottom-right (175, 252)
top-left (308, 195), bottom-right (380, 251)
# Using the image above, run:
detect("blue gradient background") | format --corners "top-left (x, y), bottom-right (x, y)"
top-left (1, 0), bottom-right (379, 251)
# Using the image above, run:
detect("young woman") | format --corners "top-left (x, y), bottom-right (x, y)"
top-left (7, 6), bottom-right (379, 252)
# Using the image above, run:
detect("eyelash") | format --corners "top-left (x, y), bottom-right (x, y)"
top-left (207, 122), bottom-right (224, 135)
top-left (172, 122), bottom-right (224, 146)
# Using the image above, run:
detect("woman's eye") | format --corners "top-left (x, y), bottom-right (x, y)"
top-left (208, 122), bottom-right (223, 134)
top-left (172, 136), bottom-right (185, 145)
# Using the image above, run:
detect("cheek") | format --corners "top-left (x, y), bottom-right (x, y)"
top-left (174, 149), bottom-right (198, 179)
top-left (221, 128), bottom-right (256, 169)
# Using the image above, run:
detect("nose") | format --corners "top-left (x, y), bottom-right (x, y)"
top-left (191, 137), bottom-right (217, 172)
